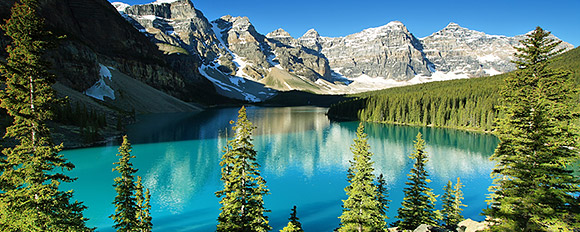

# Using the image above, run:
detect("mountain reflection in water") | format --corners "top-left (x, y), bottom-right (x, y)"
top-left (62, 106), bottom-right (497, 231)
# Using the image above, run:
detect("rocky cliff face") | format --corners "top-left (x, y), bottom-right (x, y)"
top-left (420, 23), bottom-right (574, 78)
top-left (311, 21), bottom-right (433, 80)
top-left (421, 23), bottom-right (521, 77)
top-left (122, 0), bottom-right (224, 62)
top-left (0, 0), bottom-right (224, 104)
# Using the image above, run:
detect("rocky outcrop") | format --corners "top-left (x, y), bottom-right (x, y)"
top-left (421, 23), bottom-right (520, 77)
top-left (122, 0), bottom-right (224, 62)
top-left (314, 21), bottom-right (433, 80)
top-left (213, 15), bottom-right (272, 79)
top-left (420, 22), bottom-right (574, 77)
top-left (267, 28), bottom-right (332, 81)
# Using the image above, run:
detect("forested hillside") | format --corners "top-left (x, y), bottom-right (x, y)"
top-left (327, 47), bottom-right (580, 132)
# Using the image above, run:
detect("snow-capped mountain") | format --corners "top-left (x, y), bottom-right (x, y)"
top-left (114, 0), bottom-right (574, 101)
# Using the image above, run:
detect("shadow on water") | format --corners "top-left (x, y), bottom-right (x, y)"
top-left (126, 106), bottom-right (331, 145)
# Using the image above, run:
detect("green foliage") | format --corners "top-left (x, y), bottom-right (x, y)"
top-left (280, 222), bottom-right (301, 232)
top-left (375, 174), bottom-right (390, 221)
top-left (328, 75), bottom-right (503, 131)
top-left (135, 176), bottom-right (152, 232)
top-left (280, 206), bottom-right (303, 232)
top-left (484, 27), bottom-right (580, 231)
top-left (111, 136), bottom-right (139, 231)
top-left (216, 106), bottom-right (271, 232)
top-left (338, 122), bottom-right (387, 232)
top-left (0, 0), bottom-right (91, 230)
top-left (53, 101), bottom-right (108, 143)
top-left (111, 136), bottom-right (152, 232)
top-left (441, 177), bottom-right (465, 229)
top-left (396, 133), bottom-right (439, 230)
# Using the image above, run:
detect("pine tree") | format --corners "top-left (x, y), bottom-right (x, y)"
top-left (111, 136), bottom-right (138, 231)
top-left (484, 27), bottom-right (580, 231)
top-left (135, 176), bottom-right (153, 232)
top-left (396, 132), bottom-right (438, 230)
top-left (0, 0), bottom-right (91, 230)
top-left (375, 174), bottom-right (390, 222)
top-left (441, 177), bottom-right (465, 229)
top-left (280, 206), bottom-right (304, 232)
top-left (216, 106), bottom-right (271, 232)
top-left (338, 122), bottom-right (386, 232)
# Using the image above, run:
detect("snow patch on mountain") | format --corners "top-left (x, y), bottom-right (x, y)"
top-left (477, 54), bottom-right (501, 63)
top-left (111, 2), bottom-right (130, 12)
top-left (153, 0), bottom-right (179, 5)
top-left (85, 64), bottom-right (115, 101)
top-left (99, 64), bottom-right (112, 80)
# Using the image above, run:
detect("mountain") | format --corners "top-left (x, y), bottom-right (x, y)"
top-left (115, 0), bottom-right (573, 98)
top-left (2, 0), bottom-right (574, 106)
top-left (0, 0), bottom-right (232, 108)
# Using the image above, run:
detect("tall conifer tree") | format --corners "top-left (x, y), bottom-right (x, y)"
top-left (111, 136), bottom-right (152, 232)
top-left (111, 136), bottom-right (139, 231)
top-left (441, 177), bottom-right (465, 229)
top-left (484, 27), bottom-right (580, 231)
top-left (396, 133), bottom-right (438, 230)
top-left (216, 106), bottom-right (271, 232)
top-left (338, 123), bottom-right (386, 232)
top-left (0, 0), bottom-right (90, 230)
top-left (375, 174), bottom-right (390, 222)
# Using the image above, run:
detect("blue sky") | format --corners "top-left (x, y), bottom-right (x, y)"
top-left (111, 0), bottom-right (579, 47)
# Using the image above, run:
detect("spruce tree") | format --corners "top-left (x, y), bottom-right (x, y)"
top-left (484, 27), bottom-right (580, 231)
top-left (216, 106), bottom-right (271, 232)
top-left (111, 136), bottom-right (152, 232)
top-left (441, 177), bottom-right (465, 229)
top-left (280, 206), bottom-right (304, 232)
top-left (396, 132), bottom-right (438, 230)
top-left (0, 0), bottom-right (90, 230)
top-left (375, 174), bottom-right (390, 222)
top-left (338, 122), bottom-right (386, 232)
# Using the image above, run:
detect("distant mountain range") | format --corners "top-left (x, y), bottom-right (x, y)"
top-left (0, 0), bottom-right (574, 106)
top-left (112, 0), bottom-right (573, 102)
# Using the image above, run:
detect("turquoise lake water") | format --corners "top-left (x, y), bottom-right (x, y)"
top-left (60, 106), bottom-right (498, 231)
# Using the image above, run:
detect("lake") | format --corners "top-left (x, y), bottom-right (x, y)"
top-left (61, 106), bottom-right (498, 231)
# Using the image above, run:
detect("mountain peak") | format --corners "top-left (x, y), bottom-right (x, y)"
top-left (111, 2), bottom-right (130, 12)
top-left (301, 29), bottom-right (320, 38)
top-left (267, 28), bottom-right (292, 38)
top-left (446, 22), bottom-right (460, 28)
top-left (152, 0), bottom-right (185, 5)
top-left (386, 21), bottom-right (404, 27)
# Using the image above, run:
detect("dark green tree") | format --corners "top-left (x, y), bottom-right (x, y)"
top-left (484, 27), bottom-right (580, 231)
top-left (111, 136), bottom-right (152, 232)
top-left (280, 206), bottom-right (303, 232)
top-left (441, 177), bottom-right (465, 229)
top-left (111, 135), bottom-right (139, 231)
top-left (375, 174), bottom-right (390, 222)
top-left (338, 122), bottom-right (386, 232)
top-left (216, 106), bottom-right (271, 232)
top-left (0, 0), bottom-right (90, 230)
top-left (396, 133), bottom-right (439, 230)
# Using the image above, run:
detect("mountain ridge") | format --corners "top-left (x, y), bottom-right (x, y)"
top-left (114, 0), bottom-right (573, 101)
